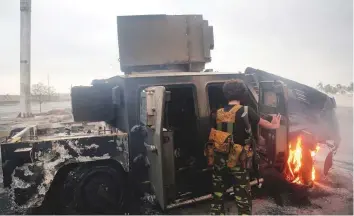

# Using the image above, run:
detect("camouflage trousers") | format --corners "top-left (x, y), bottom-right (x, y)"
top-left (210, 154), bottom-right (252, 215)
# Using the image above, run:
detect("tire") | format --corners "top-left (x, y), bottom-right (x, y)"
top-left (258, 167), bottom-right (291, 206)
top-left (58, 163), bottom-right (127, 214)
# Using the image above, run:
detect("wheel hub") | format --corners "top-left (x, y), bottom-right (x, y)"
top-left (81, 172), bottom-right (122, 213)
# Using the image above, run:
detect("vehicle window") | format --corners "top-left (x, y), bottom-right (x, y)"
top-left (138, 84), bottom-right (198, 128)
top-left (263, 91), bottom-right (277, 107)
top-left (207, 82), bottom-right (257, 112)
top-left (207, 84), bottom-right (227, 111)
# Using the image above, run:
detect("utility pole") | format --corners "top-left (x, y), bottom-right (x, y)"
top-left (19, 0), bottom-right (32, 117)
top-left (47, 73), bottom-right (50, 101)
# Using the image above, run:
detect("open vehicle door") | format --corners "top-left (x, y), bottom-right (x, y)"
top-left (258, 81), bottom-right (289, 171)
top-left (140, 86), bottom-right (175, 210)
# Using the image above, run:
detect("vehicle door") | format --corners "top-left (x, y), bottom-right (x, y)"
top-left (140, 86), bottom-right (175, 210)
top-left (258, 81), bottom-right (289, 170)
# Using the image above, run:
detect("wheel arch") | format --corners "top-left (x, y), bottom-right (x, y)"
top-left (40, 159), bottom-right (128, 213)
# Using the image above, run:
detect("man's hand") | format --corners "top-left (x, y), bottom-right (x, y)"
top-left (271, 114), bottom-right (281, 128)
top-left (260, 113), bottom-right (281, 129)
top-left (271, 113), bottom-right (281, 124)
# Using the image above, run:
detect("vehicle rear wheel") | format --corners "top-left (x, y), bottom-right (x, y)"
top-left (59, 164), bottom-right (127, 214)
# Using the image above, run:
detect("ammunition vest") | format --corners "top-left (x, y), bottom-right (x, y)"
top-left (215, 104), bottom-right (243, 138)
top-left (205, 105), bottom-right (253, 168)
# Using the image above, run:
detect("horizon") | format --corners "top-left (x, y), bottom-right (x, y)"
top-left (1, 79), bottom-right (354, 95)
top-left (0, 0), bottom-right (352, 94)
top-left (0, 80), bottom-right (353, 95)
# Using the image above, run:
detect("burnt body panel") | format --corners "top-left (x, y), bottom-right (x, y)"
top-left (1, 133), bottom-right (128, 210)
top-left (246, 67), bottom-right (340, 146)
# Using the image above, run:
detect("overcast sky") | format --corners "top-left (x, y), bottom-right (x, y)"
top-left (0, 0), bottom-right (352, 94)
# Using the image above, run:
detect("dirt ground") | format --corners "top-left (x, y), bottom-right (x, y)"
top-left (167, 161), bottom-right (353, 215)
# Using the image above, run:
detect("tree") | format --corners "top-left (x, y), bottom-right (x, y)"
top-left (323, 84), bottom-right (337, 94)
top-left (335, 84), bottom-right (344, 93)
top-left (348, 82), bottom-right (353, 92)
top-left (31, 82), bottom-right (56, 113)
top-left (317, 82), bottom-right (353, 94)
top-left (317, 82), bottom-right (324, 91)
top-left (46, 86), bottom-right (56, 101)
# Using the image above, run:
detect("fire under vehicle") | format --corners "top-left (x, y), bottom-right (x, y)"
top-left (0, 14), bottom-right (340, 214)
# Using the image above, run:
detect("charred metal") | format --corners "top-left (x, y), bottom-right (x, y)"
top-left (1, 126), bottom-right (128, 212)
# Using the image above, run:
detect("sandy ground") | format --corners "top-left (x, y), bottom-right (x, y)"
top-left (0, 98), bottom-right (352, 215)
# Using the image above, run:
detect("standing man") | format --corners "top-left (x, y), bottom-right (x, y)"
top-left (208, 79), bottom-right (281, 215)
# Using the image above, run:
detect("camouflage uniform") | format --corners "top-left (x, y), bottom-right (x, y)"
top-left (210, 153), bottom-right (252, 215)
top-left (208, 105), bottom-right (252, 215)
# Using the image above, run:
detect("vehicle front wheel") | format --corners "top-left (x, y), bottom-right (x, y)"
top-left (58, 163), bottom-right (127, 214)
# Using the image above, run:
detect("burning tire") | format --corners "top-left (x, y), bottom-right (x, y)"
top-left (284, 135), bottom-right (319, 186)
top-left (57, 163), bottom-right (127, 214)
top-left (281, 133), bottom-right (321, 204)
top-left (259, 167), bottom-right (311, 206)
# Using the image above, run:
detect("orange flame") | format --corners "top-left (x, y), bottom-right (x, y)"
top-left (287, 137), bottom-right (303, 183)
top-left (311, 166), bottom-right (315, 181)
top-left (310, 144), bottom-right (320, 181)
top-left (286, 137), bottom-right (320, 184)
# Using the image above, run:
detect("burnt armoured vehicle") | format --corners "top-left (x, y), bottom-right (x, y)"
top-left (1, 14), bottom-right (340, 214)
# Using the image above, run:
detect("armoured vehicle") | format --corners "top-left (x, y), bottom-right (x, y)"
top-left (1, 14), bottom-right (340, 214)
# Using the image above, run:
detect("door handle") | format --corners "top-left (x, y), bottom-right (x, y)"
top-left (144, 142), bottom-right (158, 153)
